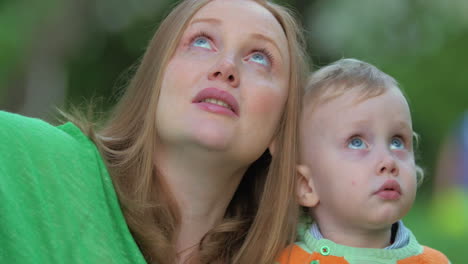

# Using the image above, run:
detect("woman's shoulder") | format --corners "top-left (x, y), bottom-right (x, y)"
top-left (0, 110), bottom-right (91, 150)
top-left (0, 111), bottom-right (147, 263)
top-left (0, 110), bottom-right (102, 181)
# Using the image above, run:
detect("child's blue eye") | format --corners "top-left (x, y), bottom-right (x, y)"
top-left (249, 52), bottom-right (270, 67)
top-left (390, 137), bottom-right (405, 150)
top-left (192, 36), bottom-right (212, 50)
top-left (348, 137), bottom-right (367, 149)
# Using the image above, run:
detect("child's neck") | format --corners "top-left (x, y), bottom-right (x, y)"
top-left (315, 221), bottom-right (394, 248)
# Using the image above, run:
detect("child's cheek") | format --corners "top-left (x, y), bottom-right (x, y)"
top-left (394, 149), bottom-right (411, 160)
top-left (340, 148), bottom-right (369, 161)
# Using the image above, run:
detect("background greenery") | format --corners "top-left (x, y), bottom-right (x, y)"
top-left (1, 0), bottom-right (466, 262)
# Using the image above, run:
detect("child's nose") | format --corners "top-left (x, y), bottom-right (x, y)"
top-left (376, 153), bottom-right (399, 176)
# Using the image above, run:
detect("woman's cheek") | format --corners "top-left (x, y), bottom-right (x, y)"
top-left (244, 67), bottom-right (288, 110)
top-left (248, 85), bottom-right (286, 117)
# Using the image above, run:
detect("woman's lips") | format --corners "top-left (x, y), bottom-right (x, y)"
top-left (192, 87), bottom-right (239, 117)
top-left (374, 179), bottom-right (401, 200)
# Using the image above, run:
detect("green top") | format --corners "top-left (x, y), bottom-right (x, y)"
top-left (0, 111), bottom-right (146, 264)
top-left (282, 220), bottom-right (450, 264)
top-left (299, 224), bottom-right (423, 262)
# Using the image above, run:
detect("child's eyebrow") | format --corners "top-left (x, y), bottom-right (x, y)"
top-left (393, 121), bottom-right (412, 132)
top-left (346, 119), bottom-right (371, 128)
top-left (344, 120), bottom-right (412, 133)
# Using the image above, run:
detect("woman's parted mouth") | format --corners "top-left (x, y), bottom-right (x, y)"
top-left (192, 87), bottom-right (239, 116)
top-left (200, 98), bottom-right (232, 110)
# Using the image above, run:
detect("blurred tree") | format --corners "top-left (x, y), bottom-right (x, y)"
top-left (0, 0), bottom-right (61, 106)
top-left (0, 0), bottom-right (173, 118)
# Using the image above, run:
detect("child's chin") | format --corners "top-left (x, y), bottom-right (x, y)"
top-left (366, 212), bottom-right (402, 228)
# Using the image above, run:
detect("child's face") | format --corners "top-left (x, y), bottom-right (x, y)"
top-left (299, 86), bottom-right (417, 230)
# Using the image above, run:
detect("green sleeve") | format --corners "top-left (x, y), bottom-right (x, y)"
top-left (0, 111), bottom-right (146, 264)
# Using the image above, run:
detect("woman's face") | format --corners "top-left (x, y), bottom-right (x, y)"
top-left (156, 0), bottom-right (291, 165)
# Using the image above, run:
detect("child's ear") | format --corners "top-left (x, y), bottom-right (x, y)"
top-left (296, 164), bottom-right (319, 207)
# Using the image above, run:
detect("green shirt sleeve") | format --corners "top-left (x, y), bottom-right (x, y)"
top-left (0, 111), bottom-right (146, 264)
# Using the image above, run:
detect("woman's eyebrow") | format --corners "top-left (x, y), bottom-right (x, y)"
top-left (249, 32), bottom-right (284, 60)
top-left (190, 17), bottom-right (221, 26)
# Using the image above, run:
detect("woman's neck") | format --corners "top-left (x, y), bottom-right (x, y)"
top-left (154, 143), bottom-right (247, 261)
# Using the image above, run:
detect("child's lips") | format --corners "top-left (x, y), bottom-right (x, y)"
top-left (374, 179), bottom-right (401, 200)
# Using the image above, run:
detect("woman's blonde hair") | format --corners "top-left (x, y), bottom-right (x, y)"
top-left (72, 0), bottom-right (309, 263)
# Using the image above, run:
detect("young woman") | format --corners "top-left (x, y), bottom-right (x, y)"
top-left (0, 0), bottom-right (309, 263)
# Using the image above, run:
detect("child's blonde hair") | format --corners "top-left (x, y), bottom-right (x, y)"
top-left (302, 58), bottom-right (424, 184)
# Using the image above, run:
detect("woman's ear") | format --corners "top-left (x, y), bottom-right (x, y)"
top-left (296, 164), bottom-right (319, 207)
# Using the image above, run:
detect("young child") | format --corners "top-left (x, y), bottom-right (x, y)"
top-left (277, 59), bottom-right (450, 263)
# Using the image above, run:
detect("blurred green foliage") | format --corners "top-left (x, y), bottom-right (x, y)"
top-left (0, 0), bottom-right (60, 104)
top-left (1, 0), bottom-right (466, 261)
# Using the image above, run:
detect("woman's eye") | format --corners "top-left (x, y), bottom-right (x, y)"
top-left (191, 36), bottom-right (212, 50)
top-left (248, 52), bottom-right (270, 67)
top-left (348, 137), bottom-right (367, 149)
top-left (390, 137), bottom-right (405, 150)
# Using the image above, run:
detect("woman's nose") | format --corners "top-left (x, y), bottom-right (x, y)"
top-left (208, 57), bottom-right (240, 88)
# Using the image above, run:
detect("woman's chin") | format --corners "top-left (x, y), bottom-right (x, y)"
top-left (189, 126), bottom-right (234, 151)
top-left (187, 124), bottom-right (270, 163)
top-left (157, 113), bottom-right (238, 149)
